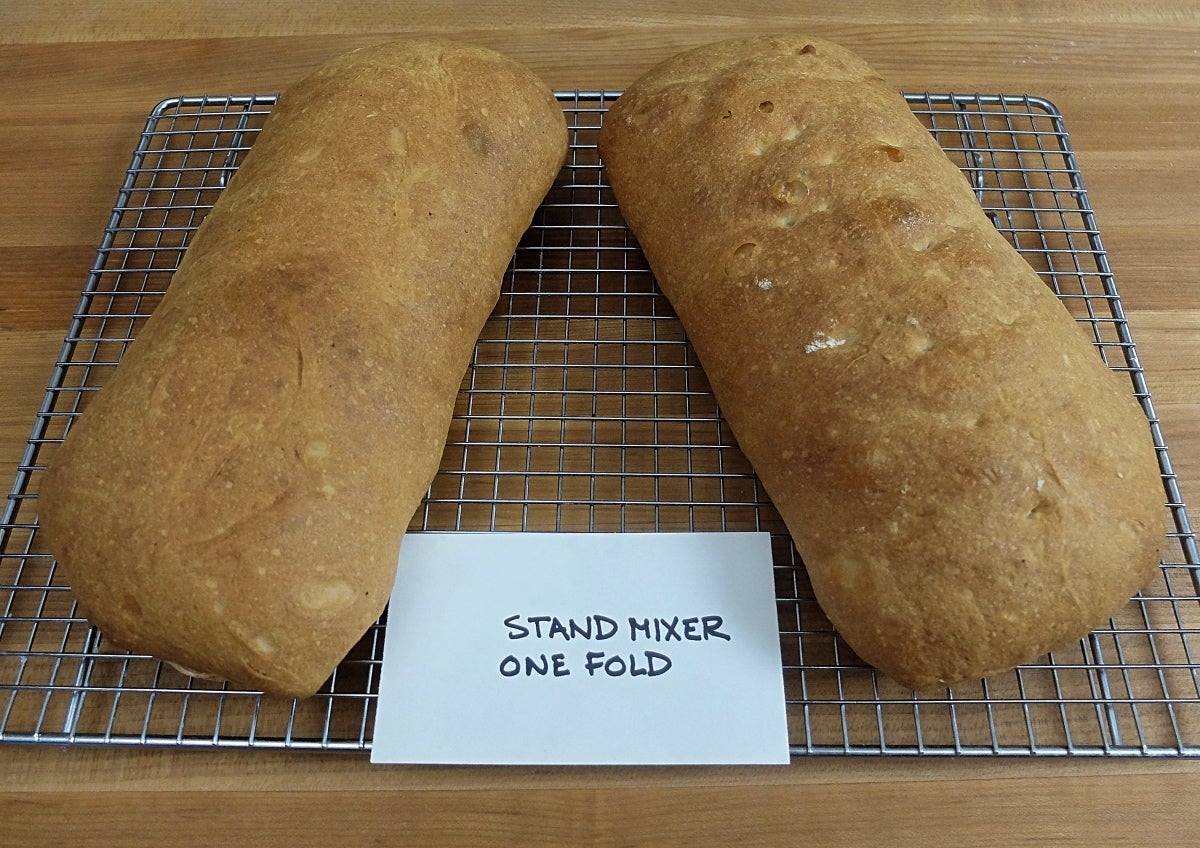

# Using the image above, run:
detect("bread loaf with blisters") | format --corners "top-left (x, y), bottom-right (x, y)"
top-left (38, 40), bottom-right (568, 697)
top-left (598, 35), bottom-right (1163, 689)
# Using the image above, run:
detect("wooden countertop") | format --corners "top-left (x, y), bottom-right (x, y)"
top-left (2, 2), bottom-right (1198, 845)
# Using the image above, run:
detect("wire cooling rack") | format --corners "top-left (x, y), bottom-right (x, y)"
top-left (1, 91), bottom-right (1198, 756)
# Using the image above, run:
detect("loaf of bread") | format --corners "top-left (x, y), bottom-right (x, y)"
top-left (598, 35), bottom-right (1164, 689)
top-left (38, 40), bottom-right (568, 697)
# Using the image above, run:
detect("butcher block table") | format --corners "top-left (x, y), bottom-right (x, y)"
top-left (1, 3), bottom-right (1198, 845)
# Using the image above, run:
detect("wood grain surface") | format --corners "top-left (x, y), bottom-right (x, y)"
top-left (1, 2), bottom-right (1197, 845)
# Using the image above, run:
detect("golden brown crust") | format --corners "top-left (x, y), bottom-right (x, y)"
top-left (38, 40), bottom-right (568, 697)
top-left (599, 35), bottom-right (1163, 689)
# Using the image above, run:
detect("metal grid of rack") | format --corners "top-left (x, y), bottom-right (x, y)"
top-left (1, 91), bottom-right (1197, 755)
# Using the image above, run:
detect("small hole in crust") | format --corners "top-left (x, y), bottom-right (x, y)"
top-left (1026, 498), bottom-right (1056, 520)
top-left (733, 242), bottom-right (759, 262)
top-left (772, 176), bottom-right (810, 204)
top-left (758, 100), bottom-right (775, 113)
top-left (726, 241), bottom-right (760, 277)
top-left (879, 144), bottom-right (905, 163)
top-left (799, 43), bottom-right (817, 55)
